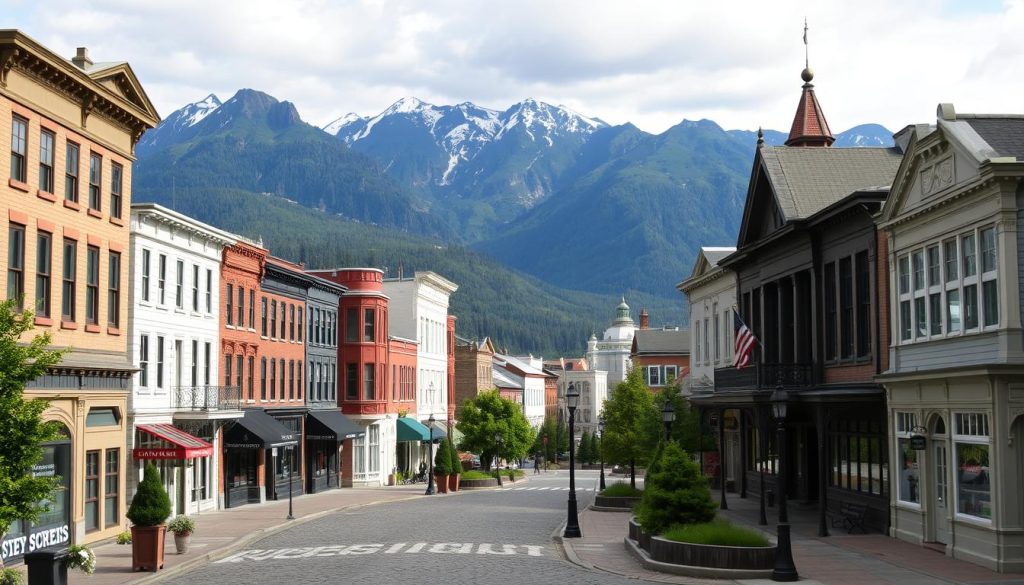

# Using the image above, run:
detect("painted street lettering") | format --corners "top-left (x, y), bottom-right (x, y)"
top-left (215, 543), bottom-right (547, 563)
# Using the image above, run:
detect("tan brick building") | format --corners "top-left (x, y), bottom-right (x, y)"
top-left (0, 30), bottom-right (158, 561)
top-left (453, 336), bottom-right (495, 410)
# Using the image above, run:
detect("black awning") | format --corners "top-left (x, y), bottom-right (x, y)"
top-left (224, 409), bottom-right (299, 449)
top-left (306, 409), bottom-right (365, 442)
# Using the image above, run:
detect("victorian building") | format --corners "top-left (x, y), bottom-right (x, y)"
top-left (630, 309), bottom-right (690, 390)
top-left (0, 31), bottom-right (159, 561)
top-left (586, 298), bottom-right (638, 388)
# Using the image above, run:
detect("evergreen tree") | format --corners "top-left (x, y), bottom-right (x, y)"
top-left (601, 367), bottom-right (659, 488)
top-left (0, 300), bottom-right (67, 568)
top-left (635, 442), bottom-right (717, 534)
top-left (127, 462), bottom-right (172, 527)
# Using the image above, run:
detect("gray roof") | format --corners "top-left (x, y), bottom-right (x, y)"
top-left (964, 118), bottom-right (1024, 159)
top-left (632, 329), bottom-right (690, 355)
top-left (760, 147), bottom-right (902, 221)
top-left (701, 247), bottom-right (735, 267)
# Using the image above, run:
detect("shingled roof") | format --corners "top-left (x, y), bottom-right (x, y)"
top-left (760, 146), bottom-right (902, 221)
top-left (632, 328), bottom-right (690, 356)
top-left (963, 117), bottom-right (1024, 159)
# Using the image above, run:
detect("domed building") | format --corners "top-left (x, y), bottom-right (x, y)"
top-left (585, 298), bottom-right (639, 388)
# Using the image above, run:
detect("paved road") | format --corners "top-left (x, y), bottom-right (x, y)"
top-left (162, 470), bottom-right (651, 585)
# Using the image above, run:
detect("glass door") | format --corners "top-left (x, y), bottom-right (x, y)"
top-left (932, 442), bottom-right (950, 544)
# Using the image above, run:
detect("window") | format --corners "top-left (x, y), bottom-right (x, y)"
top-left (260, 357), bottom-right (267, 400)
top-left (645, 365), bottom-right (661, 386)
top-left (724, 308), bottom-right (732, 359)
top-left (944, 239), bottom-right (958, 282)
top-left (346, 363), bottom-right (357, 400)
top-left (156, 336), bottom-right (164, 388)
top-left (840, 257), bottom-right (854, 358)
top-left (980, 227), bottom-right (998, 327)
top-left (236, 355), bottom-right (243, 394)
top-left (86, 245), bottom-right (99, 325)
top-left (314, 308), bottom-right (321, 344)
top-left (962, 233), bottom-right (977, 277)
top-left (204, 342), bottom-right (211, 385)
top-left (364, 363), bottom-right (375, 400)
top-left (191, 340), bottom-right (198, 386)
top-left (308, 307), bottom-right (314, 341)
top-left (269, 358), bottom-right (276, 400)
top-left (279, 358), bottom-right (285, 397)
top-left (139, 335), bottom-right (149, 387)
top-left (157, 254), bottom-right (166, 304)
top-left (297, 308), bottom-right (303, 342)
top-left (224, 284), bottom-right (232, 325)
top-left (694, 323), bottom-right (701, 366)
top-left (10, 116), bottom-right (27, 182)
top-left (261, 297), bottom-right (267, 336)
top-left (35, 231), bottom-right (51, 317)
top-left (141, 249), bottom-right (150, 302)
top-left (855, 251), bottom-right (871, 357)
top-left (39, 130), bottom-right (55, 193)
top-left (62, 240), bottom-right (77, 321)
top-left (205, 269), bottom-right (212, 312)
top-left (7, 224), bottom-right (24, 307)
top-left (104, 449), bottom-right (119, 526)
top-left (289, 360), bottom-right (295, 400)
top-left (297, 362), bottom-right (303, 400)
top-left (65, 141), bottom-right (79, 202)
top-left (368, 425), bottom-right (380, 474)
top-left (248, 290), bottom-right (255, 328)
top-left (280, 304), bottom-right (286, 339)
top-left (364, 308), bottom-right (375, 342)
top-left (224, 354), bottom-right (232, 388)
top-left (108, 251), bottom-right (120, 327)
top-left (175, 260), bottom-right (184, 308)
top-left (830, 415), bottom-right (887, 497)
top-left (237, 286), bottom-right (244, 326)
top-left (290, 304), bottom-right (295, 341)
top-left (895, 412), bottom-right (920, 504)
top-left (192, 265), bottom-right (200, 311)
top-left (248, 356), bottom-right (255, 400)
top-left (713, 304), bottom-right (720, 362)
top-left (927, 246), bottom-right (940, 287)
top-left (270, 300), bottom-right (277, 338)
top-left (346, 308), bottom-right (358, 342)
top-left (665, 365), bottom-right (678, 383)
top-left (88, 153), bottom-right (102, 211)
top-left (954, 413), bottom-right (991, 520)
top-left (85, 450), bottom-right (99, 531)
top-left (109, 163), bottom-right (123, 219)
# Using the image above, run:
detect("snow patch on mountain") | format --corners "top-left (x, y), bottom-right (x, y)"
top-left (322, 112), bottom-right (364, 136)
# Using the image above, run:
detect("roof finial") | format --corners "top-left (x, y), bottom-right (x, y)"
top-left (756, 126), bottom-right (764, 147)
top-left (801, 18), bottom-right (814, 83)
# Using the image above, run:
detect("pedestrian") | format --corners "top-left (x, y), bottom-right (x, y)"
top-left (534, 455), bottom-right (540, 474)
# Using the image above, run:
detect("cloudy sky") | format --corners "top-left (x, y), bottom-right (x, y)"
top-left (6, 0), bottom-right (1020, 135)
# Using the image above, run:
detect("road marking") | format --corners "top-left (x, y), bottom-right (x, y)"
top-left (215, 543), bottom-right (548, 563)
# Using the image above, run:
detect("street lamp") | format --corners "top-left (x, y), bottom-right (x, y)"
top-left (425, 413), bottom-right (436, 495)
top-left (770, 384), bottom-right (798, 582)
top-left (598, 415), bottom-right (606, 491)
top-left (494, 431), bottom-right (504, 487)
top-left (662, 399), bottom-right (676, 442)
top-left (286, 445), bottom-right (295, 520)
top-left (564, 382), bottom-right (582, 538)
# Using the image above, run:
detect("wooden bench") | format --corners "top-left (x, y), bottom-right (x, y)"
top-left (829, 501), bottom-right (868, 534)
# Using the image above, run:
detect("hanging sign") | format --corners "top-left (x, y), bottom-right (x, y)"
top-left (910, 435), bottom-right (927, 450)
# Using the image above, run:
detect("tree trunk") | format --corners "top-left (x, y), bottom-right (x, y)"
top-left (630, 458), bottom-right (636, 489)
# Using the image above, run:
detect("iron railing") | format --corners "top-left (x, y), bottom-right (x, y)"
top-left (712, 363), bottom-right (815, 391)
top-left (173, 385), bottom-right (242, 411)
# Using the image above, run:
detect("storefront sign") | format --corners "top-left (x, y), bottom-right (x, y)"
top-left (909, 435), bottom-right (927, 450)
top-left (1, 524), bottom-right (69, 562)
top-left (133, 446), bottom-right (213, 459)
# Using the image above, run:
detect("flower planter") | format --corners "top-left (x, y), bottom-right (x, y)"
top-left (593, 495), bottom-right (641, 510)
top-left (448, 473), bottom-right (460, 492)
top-left (131, 524), bottom-right (166, 571)
top-left (459, 477), bottom-right (499, 489)
top-left (626, 517), bottom-right (774, 578)
top-left (173, 532), bottom-right (191, 554)
top-left (434, 474), bottom-right (449, 493)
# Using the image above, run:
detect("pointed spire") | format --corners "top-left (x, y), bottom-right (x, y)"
top-left (785, 19), bottom-right (834, 147)
top-left (757, 127), bottom-right (764, 147)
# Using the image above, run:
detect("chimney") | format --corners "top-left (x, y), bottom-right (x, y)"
top-left (71, 47), bottom-right (93, 69)
top-left (639, 308), bottom-right (649, 330)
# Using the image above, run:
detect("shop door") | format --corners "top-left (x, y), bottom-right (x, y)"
top-left (931, 441), bottom-right (951, 544)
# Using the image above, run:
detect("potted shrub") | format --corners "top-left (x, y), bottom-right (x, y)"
top-left (127, 462), bottom-right (172, 571)
top-left (433, 438), bottom-right (450, 493)
top-left (447, 439), bottom-right (462, 492)
top-left (635, 442), bottom-right (717, 535)
top-left (64, 544), bottom-right (96, 575)
top-left (168, 515), bottom-right (196, 554)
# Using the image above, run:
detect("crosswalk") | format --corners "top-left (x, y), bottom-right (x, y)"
top-left (493, 486), bottom-right (595, 491)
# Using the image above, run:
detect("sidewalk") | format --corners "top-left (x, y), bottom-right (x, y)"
top-left (560, 490), bottom-right (1024, 585)
top-left (18, 484), bottom-right (428, 585)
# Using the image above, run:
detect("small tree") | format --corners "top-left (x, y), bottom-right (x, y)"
top-left (635, 442), bottom-right (717, 534)
top-left (447, 437), bottom-right (462, 475)
top-left (127, 462), bottom-right (172, 526)
top-left (0, 300), bottom-right (67, 568)
top-left (455, 390), bottom-right (533, 470)
top-left (579, 432), bottom-right (594, 465)
top-left (601, 367), bottom-right (659, 487)
top-left (433, 437), bottom-right (452, 476)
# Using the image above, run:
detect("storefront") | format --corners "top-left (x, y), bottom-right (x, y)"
top-left (222, 410), bottom-right (298, 508)
top-left (395, 418), bottom-right (431, 478)
top-left (132, 424), bottom-right (214, 518)
top-left (0, 427), bottom-right (72, 564)
top-left (305, 410), bottom-right (363, 493)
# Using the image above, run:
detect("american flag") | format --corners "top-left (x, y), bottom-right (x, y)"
top-left (733, 313), bottom-right (758, 369)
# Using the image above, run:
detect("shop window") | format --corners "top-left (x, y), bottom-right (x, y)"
top-left (954, 413), bottom-right (990, 520)
top-left (368, 425), bottom-right (380, 474)
top-left (830, 416), bottom-right (886, 496)
top-left (84, 450), bottom-right (99, 531)
top-left (86, 407), bottom-right (120, 427)
top-left (895, 412), bottom-right (920, 504)
top-left (104, 449), bottom-right (119, 526)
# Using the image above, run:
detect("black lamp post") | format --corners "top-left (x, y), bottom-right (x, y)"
top-left (286, 445), bottom-right (295, 520)
top-left (662, 399), bottom-right (676, 441)
top-left (598, 415), bottom-right (606, 491)
top-left (770, 384), bottom-right (798, 582)
top-left (494, 431), bottom-right (503, 487)
top-left (425, 413), bottom-right (436, 495)
top-left (564, 382), bottom-right (582, 538)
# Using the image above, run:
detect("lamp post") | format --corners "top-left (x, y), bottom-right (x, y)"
top-left (287, 445), bottom-right (295, 520)
top-left (425, 413), bottom-right (436, 495)
top-left (598, 416), bottom-right (606, 491)
top-left (662, 399), bottom-right (676, 442)
top-left (494, 431), bottom-right (503, 487)
top-left (770, 384), bottom-right (798, 582)
top-left (564, 382), bottom-right (582, 538)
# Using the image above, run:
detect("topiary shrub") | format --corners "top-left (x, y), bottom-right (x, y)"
top-left (448, 439), bottom-right (462, 475)
top-left (127, 462), bottom-right (171, 527)
top-left (635, 442), bottom-right (716, 534)
top-left (433, 438), bottom-right (451, 475)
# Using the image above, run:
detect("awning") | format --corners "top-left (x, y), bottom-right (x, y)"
top-left (224, 410), bottom-right (299, 448)
top-left (306, 410), bottom-right (364, 442)
top-left (134, 424), bottom-right (213, 460)
top-left (429, 421), bottom-right (448, 441)
top-left (396, 417), bottom-right (431, 442)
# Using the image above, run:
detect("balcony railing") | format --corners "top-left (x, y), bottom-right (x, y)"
top-left (713, 363), bottom-right (815, 391)
top-left (173, 386), bottom-right (242, 411)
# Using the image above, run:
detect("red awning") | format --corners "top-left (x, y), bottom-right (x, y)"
top-left (134, 424), bottom-right (213, 460)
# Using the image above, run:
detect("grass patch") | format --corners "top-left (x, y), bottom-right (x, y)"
top-left (601, 482), bottom-right (643, 498)
top-left (662, 520), bottom-right (771, 547)
top-left (460, 470), bottom-right (493, 480)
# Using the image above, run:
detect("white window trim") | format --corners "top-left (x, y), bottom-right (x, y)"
top-left (951, 411), bottom-right (992, 523)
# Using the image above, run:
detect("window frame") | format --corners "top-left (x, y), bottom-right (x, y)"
top-left (108, 251), bottom-right (121, 327)
top-left (39, 129), bottom-right (55, 194)
top-left (65, 141), bottom-right (80, 202)
top-left (10, 115), bottom-right (27, 183)
top-left (7, 223), bottom-right (25, 308)
top-left (109, 162), bottom-right (123, 219)
top-left (88, 152), bottom-right (102, 212)
top-left (35, 231), bottom-right (51, 317)
top-left (85, 245), bottom-right (100, 325)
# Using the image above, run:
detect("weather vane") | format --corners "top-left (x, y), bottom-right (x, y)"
top-left (803, 18), bottom-right (809, 70)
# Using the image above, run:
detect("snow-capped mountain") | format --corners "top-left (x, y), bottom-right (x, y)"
top-left (832, 124), bottom-right (894, 147)
top-left (136, 94), bottom-right (221, 157)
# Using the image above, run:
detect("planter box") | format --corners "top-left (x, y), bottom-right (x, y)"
top-left (627, 517), bottom-right (774, 573)
top-left (459, 478), bottom-right (499, 489)
top-left (131, 524), bottom-right (166, 571)
top-left (594, 495), bottom-right (641, 510)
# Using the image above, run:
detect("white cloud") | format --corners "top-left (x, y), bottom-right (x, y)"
top-left (12, 0), bottom-right (1022, 135)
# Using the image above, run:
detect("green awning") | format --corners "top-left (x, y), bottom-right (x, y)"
top-left (396, 417), bottom-right (431, 442)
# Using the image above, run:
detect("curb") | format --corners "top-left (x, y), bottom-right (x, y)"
top-left (126, 493), bottom-right (425, 584)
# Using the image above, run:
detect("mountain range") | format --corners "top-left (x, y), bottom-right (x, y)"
top-left (133, 89), bottom-right (894, 353)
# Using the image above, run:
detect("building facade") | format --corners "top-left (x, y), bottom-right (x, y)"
top-left (586, 299), bottom-right (638, 388)
top-left (454, 336), bottom-right (496, 409)
top-left (678, 247), bottom-right (737, 394)
top-left (0, 31), bottom-right (159, 562)
top-left (878, 104), bottom-right (1024, 571)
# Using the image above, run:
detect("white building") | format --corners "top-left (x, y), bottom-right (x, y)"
top-left (677, 247), bottom-right (738, 395)
top-left (383, 271), bottom-right (458, 433)
top-left (558, 368), bottom-right (608, 438)
top-left (494, 354), bottom-right (548, 428)
top-left (127, 204), bottom-right (238, 514)
top-left (586, 298), bottom-right (638, 388)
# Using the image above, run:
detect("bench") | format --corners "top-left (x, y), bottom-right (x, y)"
top-left (828, 501), bottom-right (868, 534)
